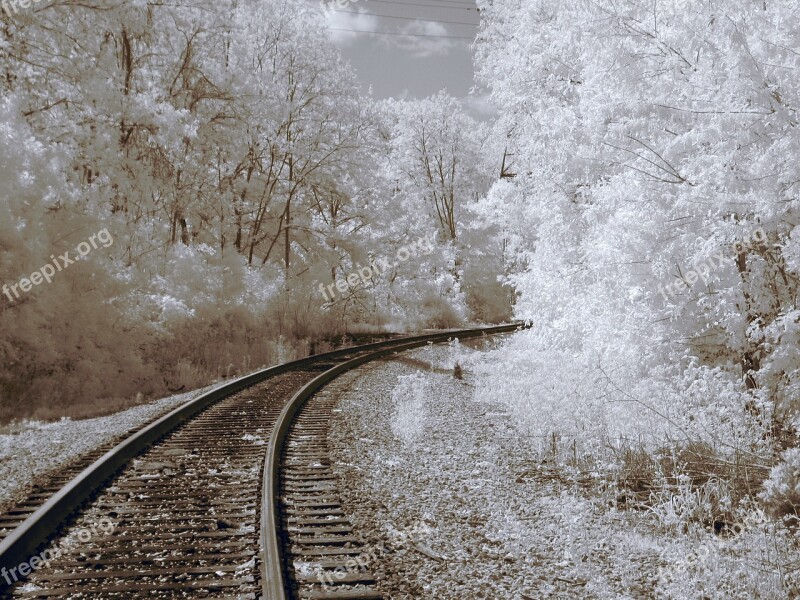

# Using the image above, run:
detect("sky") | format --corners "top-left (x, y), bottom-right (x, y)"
top-left (313, 0), bottom-right (497, 120)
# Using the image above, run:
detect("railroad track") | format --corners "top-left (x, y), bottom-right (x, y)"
top-left (0, 324), bottom-right (523, 599)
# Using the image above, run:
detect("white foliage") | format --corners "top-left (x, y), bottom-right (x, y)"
top-left (390, 373), bottom-right (428, 445)
top-left (473, 0), bottom-right (799, 464)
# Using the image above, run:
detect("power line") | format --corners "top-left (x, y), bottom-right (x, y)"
top-left (362, 0), bottom-right (478, 11)
top-left (416, 0), bottom-right (476, 4)
top-left (329, 8), bottom-right (478, 26)
top-left (324, 26), bottom-right (474, 39)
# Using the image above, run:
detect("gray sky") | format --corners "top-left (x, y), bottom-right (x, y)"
top-left (315, 0), bottom-right (497, 119)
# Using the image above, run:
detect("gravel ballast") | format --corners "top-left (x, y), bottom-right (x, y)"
top-left (0, 383), bottom-right (220, 512)
top-left (327, 343), bottom-right (667, 599)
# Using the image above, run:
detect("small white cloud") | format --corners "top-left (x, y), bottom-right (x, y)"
top-left (317, 3), bottom-right (472, 56)
top-left (382, 20), bottom-right (467, 57)
top-left (321, 4), bottom-right (380, 46)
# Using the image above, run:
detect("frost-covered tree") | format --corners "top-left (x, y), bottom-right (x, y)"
top-left (0, 0), bottom-right (511, 420)
top-left (473, 0), bottom-right (799, 461)
top-left (372, 93), bottom-right (509, 323)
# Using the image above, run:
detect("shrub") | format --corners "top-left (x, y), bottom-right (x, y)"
top-left (416, 292), bottom-right (464, 329)
top-left (760, 448), bottom-right (800, 521)
top-left (390, 372), bottom-right (428, 445)
top-left (616, 446), bottom-right (657, 495)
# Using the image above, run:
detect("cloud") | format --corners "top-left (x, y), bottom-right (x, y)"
top-left (383, 20), bottom-right (467, 58)
top-left (318, 3), bottom-right (471, 56)
top-left (320, 4), bottom-right (380, 46)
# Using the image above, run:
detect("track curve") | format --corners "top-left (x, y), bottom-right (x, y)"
top-left (0, 324), bottom-right (525, 598)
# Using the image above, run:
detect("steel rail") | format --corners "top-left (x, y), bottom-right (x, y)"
top-left (261, 322), bottom-right (524, 599)
top-left (0, 324), bottom-right (524, 590)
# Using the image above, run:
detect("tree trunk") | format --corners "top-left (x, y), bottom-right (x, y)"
top-left (284, 155), bottom-right (293, 275)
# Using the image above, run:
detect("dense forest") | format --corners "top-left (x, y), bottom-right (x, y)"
top-left (476, 1), bottom-right (800, 452)
top-left (0, 0), bottom-right (512, 422)
top-left (470, 1), bottom-right (800, 586)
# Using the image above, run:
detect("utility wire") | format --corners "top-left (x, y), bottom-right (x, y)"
top-left (360, 0), bottom-right (478, 11)
top-left (329, 8), bottom-right (478, 26)
top-left (325, 26), bottom-right (474, 39)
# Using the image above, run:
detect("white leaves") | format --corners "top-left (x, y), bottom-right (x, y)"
top-left (390, 372), bottom-right (429, 445)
